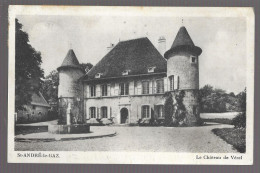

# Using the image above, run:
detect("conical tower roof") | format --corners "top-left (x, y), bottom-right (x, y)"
top-left (164, 26), bottom-right (202, 59)
top-left (171, 26), bottom-right (194, 48)
top-left (57, 49), bottom-right (82, 71)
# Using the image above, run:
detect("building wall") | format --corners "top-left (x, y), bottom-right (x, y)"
top-left (85, 94), bottom-right (165, 124)
top-left (167, 51), bottom-right (199, 90)
top-left (166, 50), bottom-right (200, 125)
top-left (58, 68), bottom-right (85, 124)
top-left (58, 68), bottom-right (83, 98)
top-left (17, 105), bottom-right (49, 123)
top-left (83, 74), bottom-right (200, 125)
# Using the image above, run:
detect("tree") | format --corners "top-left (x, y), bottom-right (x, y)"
top-left (15, 19), bottom-right (44, 111)
top-left (164, 92), bottom-right (174, 126)
top-left (237, 88), bottom-right (246, 112)
top-left (41, 70), bottom-right (59, 103)
top-left (80, 63), bottom-right (93, 73)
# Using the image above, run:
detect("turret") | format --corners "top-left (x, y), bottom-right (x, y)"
top-left (164, 26), bottom-right (202, 125)
top-left (164, 26), bottom-right (202, 90)
top-left (57, 49), bottom-right (84, 98)
top-left (57, 49), bottom-right (84, 124)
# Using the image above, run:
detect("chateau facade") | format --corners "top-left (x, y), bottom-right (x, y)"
top-left (57, 26), bottom-right (202, 126)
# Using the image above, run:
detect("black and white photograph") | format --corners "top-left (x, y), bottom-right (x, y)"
top-left (8, 6), bottom-right (254, 164)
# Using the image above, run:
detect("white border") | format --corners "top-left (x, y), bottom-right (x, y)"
top-left (8, 6), bottom-right (255, 165)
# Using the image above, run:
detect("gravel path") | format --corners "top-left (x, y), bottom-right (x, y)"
top-left (15, 123), bottom-right (238, 153)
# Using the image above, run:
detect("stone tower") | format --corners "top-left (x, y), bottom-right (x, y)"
top-left (164, 26), bottom-right (202, 125)
top-left (57, 49), bottom-right (85, 124)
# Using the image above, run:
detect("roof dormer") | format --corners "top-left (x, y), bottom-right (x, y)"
top-left (95, 73), bottom-right (103, 78)
top-left (122, 70), bottom-right (131, 76)
top-left (148, 66), bottom-right (156, 73)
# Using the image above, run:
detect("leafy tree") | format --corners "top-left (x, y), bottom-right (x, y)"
top-left (15, 19), bottom-right (44, 111)
top-left (237, 88), bottom-right (246, 112)
top-left (41, 70), bottom-right (59, 103)
top-left (80, 63), bottom-right (93, 73)
top-left (164, 92), bottom-right (174, 126)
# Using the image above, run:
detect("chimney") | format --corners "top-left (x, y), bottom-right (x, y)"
top-left (107, 43), bottom-right (115, 52)
top-left (158, 36), bottom-right (166, 56)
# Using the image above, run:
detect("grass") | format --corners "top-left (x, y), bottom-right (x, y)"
top-left (212, 128), bottom-right (246, 153)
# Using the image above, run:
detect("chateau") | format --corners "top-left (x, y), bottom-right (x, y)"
top-left (57, 26), bottom-right (202, 126)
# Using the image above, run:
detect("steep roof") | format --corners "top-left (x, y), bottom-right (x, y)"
top-left (57, 49), bottom-right (82, 71)
top-left (84, 37), bottom-right (167, 81)
top-left (165, 26), bottom-right (202, 58)
top-left (31, 92), bottom-right (50, 107)
top-left (171, 26), bottom-right (195, 48)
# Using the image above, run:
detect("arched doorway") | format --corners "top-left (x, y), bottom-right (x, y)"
top-left (120, 108), bottom-right (128, 124)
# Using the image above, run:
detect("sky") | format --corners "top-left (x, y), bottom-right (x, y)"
top-left (17, 15), bottom-right (247, 94)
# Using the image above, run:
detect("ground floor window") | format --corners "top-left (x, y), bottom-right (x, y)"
top-left (90, 107), bottom-right (96, 118)
top-left (101, 107), bottom-right (108, 118)
top-left (157, 105), bottom-right (164, 118)
top-left (142, 105), bottom-right (150, 118)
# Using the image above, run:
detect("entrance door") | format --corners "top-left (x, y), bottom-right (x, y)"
top-left (120, 108), bottom-right (128, 124)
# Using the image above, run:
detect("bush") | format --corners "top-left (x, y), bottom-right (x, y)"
top-left (231, 112), bottom-right (246, 128)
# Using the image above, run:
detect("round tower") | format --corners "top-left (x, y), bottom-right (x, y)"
top-left (164, 26), bottom-right (202, 125)
top-left (57, 49), bottom-right (84, 124)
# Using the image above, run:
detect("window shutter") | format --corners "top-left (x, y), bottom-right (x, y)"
top-left (86, 85), bottom-right (89, 98)
top-left (107, 85), bottom-right (111, 96)
top-left (110, 83), bottom-right (114, 96)
top-left (137, 82), bottom-right (142, 95)
top-left (149, 81), bottom-right (153, 94)
top-left (97, 108), bottom-right (100, 119)
top-left (174, 76), bottom-right (178, 89)
top-left (115, 83), bottom-right (119, 95)
top-left (96, 85), bottom-right (100, 97)
top-left (141, 106), bottom-right (144, 118)
top-left (129, 81), bottom-right (134, 95)
top-left (163, 78), bottom-right (167, 92)
top-left (86, 107), bottom-right (90, 119)
top-left (154, 105), bottom-right (158, 119)
top-left (153, 80), bottom-right (157, 94)
top-left (110, 107), bottom-right (112, 118)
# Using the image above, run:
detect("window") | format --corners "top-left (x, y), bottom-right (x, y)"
top-left (156, 79), bottom-right (164, 93)
top-left (169, 75), bottom-right (180, 90)
top-left (95, 73), bottom-right (103, 78)
top-left (169, 76), bottom-right (174, 91)
top-left (148, 66), bottom-right (156, 73)
top-left (142, 105), bottom-right (150, 118)
top-left (122, 70), bottom-right (130, 76)
top-left (142, 81), bottom-right (149, 94)
top-left (90, 107), bottom-right (96, 118)
top-left (32, 105), bottom-right (36, 110)
top-left (157, 105), bottom-right (164, 118)
top-left (101, 84), bottom-right (107, 96)
top-left (90, 85), bottom-right (96, 97)
top-left (190, 56), bottom-right (197, 64)
top-left (119, 83), bottom-right (129, 95)
top-left (101, 107), bottom-right (108, 118)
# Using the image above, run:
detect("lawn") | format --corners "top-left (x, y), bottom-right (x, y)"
top-left (212, 128), bottom-right (246, 153)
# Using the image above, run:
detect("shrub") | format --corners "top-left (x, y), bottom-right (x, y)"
top-left (231, 112), bottom-right (246, 128)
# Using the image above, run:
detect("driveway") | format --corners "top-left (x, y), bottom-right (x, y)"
top-left (15, 123), bottom-right (238, 153)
